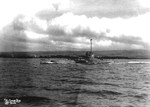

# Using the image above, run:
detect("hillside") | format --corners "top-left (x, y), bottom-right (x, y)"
top-left (0, 50), bottom-right (149, 59)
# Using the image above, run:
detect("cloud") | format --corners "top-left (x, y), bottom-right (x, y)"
top-left (0, 15), bottom-right (49, 52)
top-left (43, 12), bottom-right (150, 50)
top-left (36, 0), bottom-right (150, 22)
top-left (36, 10), bottom-right (63, 21)
top-left (0, 15), bottom-right (28, 52)
top-left (0, 0), bottom-right (150, 52)
top-left (70, 0), bottom-right (150, 18)
top-left (52, 3), bottom-right (60, 11)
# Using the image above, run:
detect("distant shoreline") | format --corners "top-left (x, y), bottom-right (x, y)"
top-left (0, 55), bottom-right (149, 59)
top-left (0, 50), bottom-right (150, 59)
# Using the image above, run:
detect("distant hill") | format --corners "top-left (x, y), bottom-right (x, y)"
top-left (94, 50), bottom-right (150, 59)
top-left (0, 49), bottom-right (149, 59)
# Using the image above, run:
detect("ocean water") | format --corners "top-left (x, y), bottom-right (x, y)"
top-left (0, 58), bottom-right (150, 107)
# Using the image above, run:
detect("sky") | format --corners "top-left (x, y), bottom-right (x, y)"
top-left (0, 0), bottom-right (150, 52)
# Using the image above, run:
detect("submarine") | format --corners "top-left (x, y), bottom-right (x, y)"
top-left (74, 39), bottom-right (101, 64)
top-left (40, 39), bottom-right (112, 65)
top-left (75, 39), bottom-right (112, 65)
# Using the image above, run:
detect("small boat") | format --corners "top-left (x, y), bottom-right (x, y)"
top-left (40, 60), bottom-right (57, 64)
top-left (40, 59), bottom-right (76, 64)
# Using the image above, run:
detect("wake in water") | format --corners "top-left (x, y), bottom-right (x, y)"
top-left (127, 61), bottom-right (150, 64)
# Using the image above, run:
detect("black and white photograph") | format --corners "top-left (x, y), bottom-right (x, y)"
top-left (0, 0), bottom-right (150, 107)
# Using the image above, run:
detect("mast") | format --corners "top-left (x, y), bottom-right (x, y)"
top-left (90, 39), bottom-right (92, 52)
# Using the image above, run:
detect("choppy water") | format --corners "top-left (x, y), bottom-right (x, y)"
top-left (0, 58), bottom-right (150, 107)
